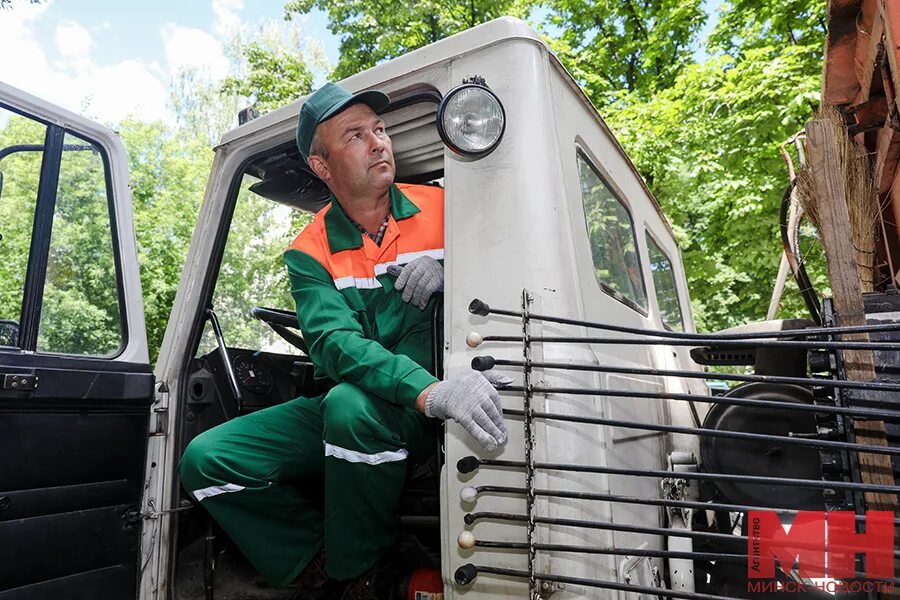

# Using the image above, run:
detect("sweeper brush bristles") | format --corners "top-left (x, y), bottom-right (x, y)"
top-left (795, 107), bottom-right (879, 291)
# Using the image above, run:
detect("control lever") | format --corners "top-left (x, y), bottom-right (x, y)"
top-left (206, 308), bottom-right (243, 416)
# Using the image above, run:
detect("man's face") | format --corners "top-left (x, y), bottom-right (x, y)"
top-left (309, 103), bottom-right (395, 198)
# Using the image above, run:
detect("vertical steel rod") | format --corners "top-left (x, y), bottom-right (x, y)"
top-left (521, 290), bottom-right (537, 600)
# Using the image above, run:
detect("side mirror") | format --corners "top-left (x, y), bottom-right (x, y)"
top-left (0, 320), bottom-right (19, 347)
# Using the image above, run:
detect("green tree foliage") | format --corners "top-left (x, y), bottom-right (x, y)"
top-left (120, 119), bottom-right (212, 362)
top-left (221, 41), bottom-right (315, 113)
top-left (277, 0), bottom-right (828, 332)
top-left (218, 22), bottom-right (328, 115)
top-left (37, 134), bottom-right (122, 355)
top-left (708, 0), bottom-right (826, 55)
top-left (283, 0), bottom-right (531, 79)
top-left (608, 48), bottom-right (823, 330)
top-left (0, 113), bottom-right (45, 345)
top-left (178, 51), bottom-right (315, 355)
top-left (0, 56), bottom-right (307, 363)
top-left (539, 0), bottom-right (706, 103)
top-left (0, 116), bottom-right (125, 355)
top-left (0, 0), bottom-right (832, 366)
top-left (197, 180), bottom-right (312, 356)
top-left (0, 114), bottom-right (210, 361)
top-left (602, 0), bottom-right (828, 330)
top-left (171, 70), bottom-right (243, 146)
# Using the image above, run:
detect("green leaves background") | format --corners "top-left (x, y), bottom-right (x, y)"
top-left (273, 0), bottom-right (828, 331)
top-left (0, 0), bottom-right (829, 361)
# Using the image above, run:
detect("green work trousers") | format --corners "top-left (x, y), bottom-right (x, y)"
top-left (178, 382), bottom-right (435, 587)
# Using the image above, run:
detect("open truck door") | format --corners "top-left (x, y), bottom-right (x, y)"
top-left (0, 82), bottom-right (153, 598)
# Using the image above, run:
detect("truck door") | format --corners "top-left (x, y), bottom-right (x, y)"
top-left (0, 83), bottom-right (152, 599)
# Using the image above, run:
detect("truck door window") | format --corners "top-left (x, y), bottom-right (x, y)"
top-left (36, 132), bottom-right (122, 355)
top-left (197, 171), bottom-right (312, 356)
top-left (0, 106), bottom-right (46, 347)
top-left (576, 151), bottom-right (647, 312)
top-left (646, 232), bottom-right (684, 331)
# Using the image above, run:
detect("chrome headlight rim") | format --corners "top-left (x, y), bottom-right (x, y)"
top-left (436, 83), bottom-right (506, 158)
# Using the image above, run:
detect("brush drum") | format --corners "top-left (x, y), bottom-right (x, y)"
top-left (699, 382), bottom-right (825, 510)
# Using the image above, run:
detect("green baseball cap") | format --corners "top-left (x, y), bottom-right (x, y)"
top-left (296, 82), bottom-right (391, 162)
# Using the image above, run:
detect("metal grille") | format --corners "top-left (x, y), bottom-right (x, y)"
top-left (453, 291), bottom-right (900, 599)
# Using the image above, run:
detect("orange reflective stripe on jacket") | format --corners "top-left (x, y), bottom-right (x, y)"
top-left (289, 183), bottom-right (443, 288)
top-left (282, 183), bottom-right (444, 408)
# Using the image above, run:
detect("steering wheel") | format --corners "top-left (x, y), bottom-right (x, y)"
top-left (250, 307), bottom-right (309, 355)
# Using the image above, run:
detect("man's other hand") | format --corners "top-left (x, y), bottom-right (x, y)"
top-left (421, 370), bottom-right (512, 451)
top-left (387, 256), bottom-right (443, 310)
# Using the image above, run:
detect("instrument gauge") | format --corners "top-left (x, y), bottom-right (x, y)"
top-left (232, 355), bottom-right (273, 395)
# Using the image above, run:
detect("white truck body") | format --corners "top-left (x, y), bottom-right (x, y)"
top-left (0, 17), bottom-right (708, 600)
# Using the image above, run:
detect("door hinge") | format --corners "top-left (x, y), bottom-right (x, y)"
top-left (150, 406), bottom-right (168, 436)
top-left (2, 373), bottom-right (37, 391)
top-left (151, 381), bottom-right (170, 436)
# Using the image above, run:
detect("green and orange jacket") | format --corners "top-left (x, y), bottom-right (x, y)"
top-left (284, 183), bottom-right (444, 409)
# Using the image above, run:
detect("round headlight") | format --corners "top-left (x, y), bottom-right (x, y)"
top-left (437, 84), bottom-right (505, 157)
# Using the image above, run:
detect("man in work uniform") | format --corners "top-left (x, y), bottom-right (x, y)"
top-left (179, 83), bottom-right (510, 598)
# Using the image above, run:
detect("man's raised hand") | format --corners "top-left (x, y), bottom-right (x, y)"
top-left (423, 369), bottom-right (512, 451)
top-left (387, 256), bottom-right (443, 310)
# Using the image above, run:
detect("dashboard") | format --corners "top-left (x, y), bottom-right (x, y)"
top-left (182, 347), bottom-right (320, 442)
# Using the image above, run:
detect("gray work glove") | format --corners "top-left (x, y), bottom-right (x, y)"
top-left (387, 256), bottom-right (443, 310)
top-left (425, 370), bottom-right (513, 451)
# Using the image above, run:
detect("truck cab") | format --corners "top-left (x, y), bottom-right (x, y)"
top-left (0, 18), bottom-right (720, 600)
